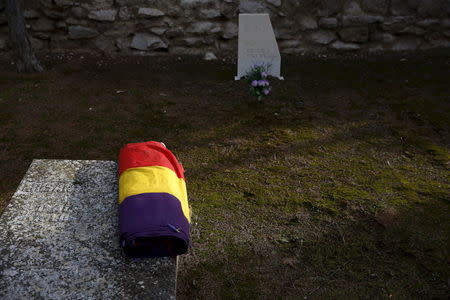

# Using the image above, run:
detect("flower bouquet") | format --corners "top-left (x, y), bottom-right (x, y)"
top-left (245, 63), bottom-right (272, 101)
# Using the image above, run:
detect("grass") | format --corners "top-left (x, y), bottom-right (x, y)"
top-left (0, 50), bottom-right (449, 298)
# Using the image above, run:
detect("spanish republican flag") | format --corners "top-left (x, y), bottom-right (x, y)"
top-left (118, 141), bottom-right (190, 258)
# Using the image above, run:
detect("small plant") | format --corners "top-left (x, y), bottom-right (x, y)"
top-left (245, 63), bottom-right (272, 101)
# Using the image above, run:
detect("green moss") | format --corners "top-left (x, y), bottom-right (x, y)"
top-left (330, 186), bottom-right (372, 202)
top-left (424, 144), bottom-right (450, 166)
top-left (261, 126), bottom-right (319, 146)
top-left (220, 272), bottom-right (260, 299)
top-left (303, 199), bottom-right (339, 215)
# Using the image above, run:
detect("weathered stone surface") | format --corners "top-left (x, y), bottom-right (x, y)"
top-left (442, 19), bottom-right (450, 28)
top-left (93, 35), bottom-right (116, 53)
top-left (115, 0), bottom-right (152, 5)
top-left (221, 22), bottom-right (238, 39)
top-left (331, 41), bottom-right (360, 50)
top-left (266, 0), bottom-right (281, 7)
top-left (166, 6), bottom-right (182, 17)
top-left (180, 0), bottom-right (214, 8)
top-left (118, 7), bottom-right (133, 20)
top-left (54, 0), bottom-right (73, 7)
top-left (39, 0), bottom-right (54, 7)
top-left (56, 21), bottom-right (67, 29)
top-left (71, 7), bottom-right (85, 18)
top-left (399, 26), bottom-right (427, 35)
top-left (166, 27), bottom-right (184, 38)
top-left (32, 18), bottom-right (55, 32)
top-left (318, 17), bottom-right (338, 29)
top-left (390, 0), bottom-right (418, 16)
top-left (339, 27), bottom-right (369, 43)
top-left (116, 37), bottom-right (130, 50)
top-left (203, 51), bottom-right (218, 60)
top-left (66, 17), bottom-right (87, 25)
top-left (33, 32), bottom-right (51, 40)
top-left (274, 28), bottom-right (294, 39)
top-left (392, 37), bottom-right (421, 50)
top-left (309, 31), bottom-right (336, 45)
top-left (422, 38), bottom-right (450, 49)
top-left (181, 37), bottom-right (205, 47)
top-left (372, 32), bottom-right (395, 43)
top-left (236, 13), bottom-right (282, 79)
top-left (418, 0), bottom-right (449, 17)
top-left (42, 8), bottom-right (68, 19)
top-left (343, 1), bottom-right (364, 15)
top-left (170, 46), bottom-right (204, 55)
top-left (342, 15), bottom-right (384, 27)
top-left (30, 37), bottom-right (45, 50)
top-left (187, 22), bottom-right (221, 34)
top-left (417, 19), bottom-right (439, 27)
top-left (88, 9), bottom-right (117, 22)
top-left (138, 8), bottom-right (165, 17)
top-left (199, 9), bottom-right (221, 19)
top-left (360, 0), bottom-right (389, 14)
top-left (368, 44), bottom-right (386, 52)
top-left (81, 0), bottom-right (114, 10)
top-left (103, 22), bottom-right (135, 37)
top-left (423, 32), bottom-right (443, 42)
top-left (299, 16), bottom-right (318, 30)
top-left (0, 38), bottom-right (7, 50)
top-left (150, 27), bottom-right (167, 35)
top-left (279, 39), bottom-right (301, 49)
top-left (0, 160), bottom-right (176, 300)
top-left (219, 40), bottom-right (237, 51)
top-left (24, 10), bottom-right (40, 19)
top-left (220, 1), bottom-right (238, 19)
top-left (381, 16), bottom-right (414, 32)
top-left (317, 0), bottom-right (340, 17)
top-left (130, 33), bottom-right (167, 50)
top-left (239, 0), bottom-right (267, 13)
top-left (68, 25), bottom-right (99, 39)
top-left (1, 0), bottom-right (449, 55)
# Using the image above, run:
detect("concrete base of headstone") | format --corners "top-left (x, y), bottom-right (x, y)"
top-left (0, 159), bottom-right (176, 299)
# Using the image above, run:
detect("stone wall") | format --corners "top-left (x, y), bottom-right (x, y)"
top-left (0, 0), bottom-right (449, 56)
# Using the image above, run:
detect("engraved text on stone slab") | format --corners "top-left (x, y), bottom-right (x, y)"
top-left (0, 159), bottom-right (176, 300)
top-left (236, 13), bottom-right (283, 80)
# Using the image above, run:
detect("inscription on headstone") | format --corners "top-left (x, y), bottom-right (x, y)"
top-left (0, 159), bottom-right (176, 299)
top-left (235, 14), bottom-right (283, 80)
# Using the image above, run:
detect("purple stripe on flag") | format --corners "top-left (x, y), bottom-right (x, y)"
top-left (119, 193), bottom-right (190, 257)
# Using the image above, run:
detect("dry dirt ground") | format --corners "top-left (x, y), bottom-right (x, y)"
top-left (0, 49), bottom-right (449, 299)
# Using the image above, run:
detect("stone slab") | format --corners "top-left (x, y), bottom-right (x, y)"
top-left (235, 13), bottom-right (283, 80)
top-left (0, 159), bottom-right (176, 300)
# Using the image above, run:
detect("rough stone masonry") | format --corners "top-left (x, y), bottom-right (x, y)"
top-left (0, 0), bottom-right (449, 56)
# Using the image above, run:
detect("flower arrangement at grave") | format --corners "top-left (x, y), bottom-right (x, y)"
top-left (245, 63), bottom-right (272, 101)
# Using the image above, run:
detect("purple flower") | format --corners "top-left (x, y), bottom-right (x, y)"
top-left (261, 72), bottom-right (268, 78)
top-left (258, 80), bottom-right (269, 87)
top-left (251, 80), bottom-right (258, 87)
top-left (263, 89), bottom-right (270, 95)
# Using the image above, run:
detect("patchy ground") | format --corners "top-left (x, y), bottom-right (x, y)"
top-left (0, 49), bottom-right (449, 299)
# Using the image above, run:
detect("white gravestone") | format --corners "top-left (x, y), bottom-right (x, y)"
top-left (235, 14), bottom-right (283, 80)
top-left (0, 159), bottom-right (176, 300)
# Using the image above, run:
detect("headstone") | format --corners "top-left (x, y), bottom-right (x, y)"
top-left (235, 14), bottom-right (283, 80)
top-left (0, 159), bottom-right (176, 299)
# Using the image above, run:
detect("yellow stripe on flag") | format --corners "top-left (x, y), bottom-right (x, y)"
top-left (119, 166), bottom-right (190, 222)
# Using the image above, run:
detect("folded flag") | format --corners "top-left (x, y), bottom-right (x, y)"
top-left (118, 141), bottom-right (190, 258)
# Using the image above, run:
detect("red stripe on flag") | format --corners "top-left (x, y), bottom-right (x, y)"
top-left (118, 141), bottom-right (185, 178)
